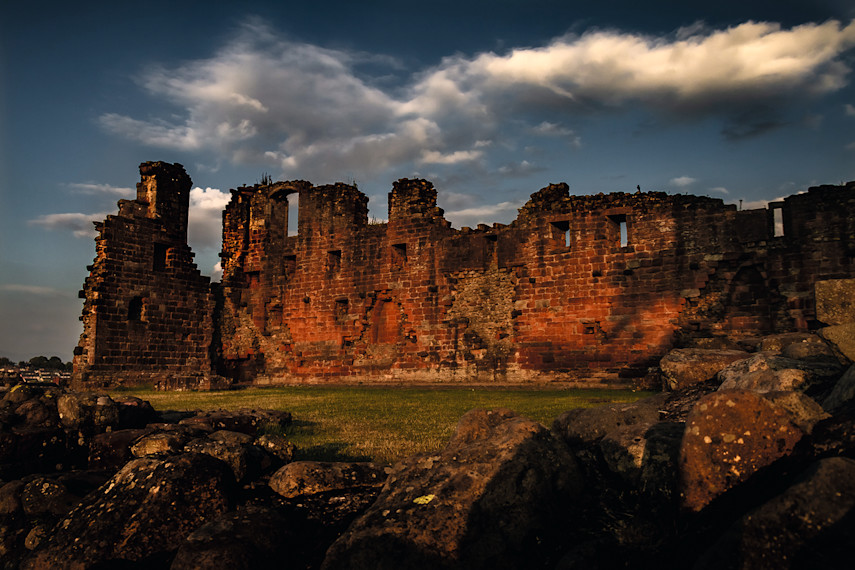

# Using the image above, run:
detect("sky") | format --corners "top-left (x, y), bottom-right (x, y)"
top-left (2, 0), bottom-right (855, 363)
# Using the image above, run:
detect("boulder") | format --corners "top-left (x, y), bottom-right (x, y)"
top-left (269, 461), bottom-right (388, 499)
top-left (552, 394), bottom-right (666, 446)
top-left (762, 391), bottom-right (830, 433)
top-left (659, 349), bottom-right (748, 390)
top-left (179, 408), bottom-right (291, 436)
top-left (24, 453), bottom-right (235, 568)
top-left (716, 352), bottom-right (844, 394)
top-left (56, 393), bottom-right (119, 432)
top-left (13, 399), bottom-right (57, 429)
top-left (0, 480), bottom-right (26, 562)
top-left (818, 323), bottom-right (855, 362)
top-left (0, 427), bottom-right (71, 480)
top-left (184, 430), bottom-right (268, 483)
top-left (20, 478), bottom-right (78, 519)
top-left (255, 433), bottom-right (295, 465)
top-left (678, 390), bottom-right (805, 511)
top-left (822, 364), bottom-right (855, 413)
top-left (113, 396), bottom-right (158, 428)
top-left (638, 421), bottom-right (686, 503)
top-left (322, 409), bottom-right (584, 570)
top-left (597, 423), bottom-right (652, 485)
top-left (553, 394), bottom-right (668, 484)
top-left (718, 368), bottom-right (809, 393)
top-left (88, 428), bottom-right (151, 470)
top-left (815, 278), bottom-right (855, 325)
top-left (132, 430), bottom-right (192, 457)
top-left (695, 457), bottom-right (855, 569)
top-left (171, 506), bottom-right (297, 570)
top-left (759, 332), bottom-right (828, 354)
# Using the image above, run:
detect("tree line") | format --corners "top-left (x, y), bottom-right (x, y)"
top-left (0, 356), bottom-right (72, 371)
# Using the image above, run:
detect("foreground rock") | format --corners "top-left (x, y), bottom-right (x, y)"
top-left (678, 390), bottom-right (805, 512)
top-left (24, 453), bottom-right (235, 568)
top-left (322, 409), bottom-right (584, 570)
top-left (270, 461), bottom-right (388, 499)
top-left (170, 506), bottom-right (298, 570)
top-left (659, 349), bottom-right (748, 390)
top-left (695, 457), bottom-right (855, 568)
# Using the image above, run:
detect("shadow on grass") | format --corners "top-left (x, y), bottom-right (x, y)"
top-left (284, 419), bottom-right (372, 462)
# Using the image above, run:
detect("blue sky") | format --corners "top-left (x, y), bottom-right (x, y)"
top-left (2, 0), bottom-right (855, 362)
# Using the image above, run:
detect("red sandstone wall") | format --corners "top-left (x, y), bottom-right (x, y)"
top-left (72, 162), bottom-right (214, 389)
top-left (215, 176), bottom-right (855, 385)
top-left (74, 161), bottom-right (855, 388)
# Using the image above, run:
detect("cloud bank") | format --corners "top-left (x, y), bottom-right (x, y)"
top-left (99, 18), bottom-right (855, 184)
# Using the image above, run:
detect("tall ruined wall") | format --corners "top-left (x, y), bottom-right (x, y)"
top-left (74, 161), bottom-right (854, 388)
top-left (72, 162), bottom-right (214, 389)
top-left (216, 176), bottom-right (855, 386)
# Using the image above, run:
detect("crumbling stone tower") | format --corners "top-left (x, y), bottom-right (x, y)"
top-left (72, 162), bottom-right (215, 389)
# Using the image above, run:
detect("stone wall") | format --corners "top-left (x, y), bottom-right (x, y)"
top-left (74, 162), bottom-right (855, 387)
top-left (215, 175), bottom-right (855, 385)
top-left (72, 162), bottom-right (215, 389)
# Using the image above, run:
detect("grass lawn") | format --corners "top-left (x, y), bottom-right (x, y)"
top-left (112, 386), bottom-right (653, 465)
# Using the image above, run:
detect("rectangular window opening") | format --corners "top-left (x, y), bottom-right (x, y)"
top-left (392, 243), bottom-right (407, 268)
top-left (608, 214), bottom-right (628, 247)
top-left (153, 243), bottom-right (168, 271)
top-left (284, 255), bottom-right (297, 278)
top-left (287, 193), bottom-right (299, 237)
top-left (128, 296), bottom-right (146, 322)
top-left (550, 220), bottom-right (570, 248)
top-left (335, 298), bottom-right (349, 324)
top-left (327, 250), bottom-right (342, 275)
top-left (772, 207), bottom-right (784, 237)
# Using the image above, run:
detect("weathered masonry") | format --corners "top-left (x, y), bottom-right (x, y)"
top-left (73, 162), bottom-right (215, 389)
top-left (73, 162), bottom-right (855, 389)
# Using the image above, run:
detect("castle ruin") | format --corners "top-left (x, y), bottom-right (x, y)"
top-left (72, 162), bottom-right (855, 389)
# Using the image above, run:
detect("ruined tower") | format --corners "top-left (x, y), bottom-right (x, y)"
top-left (72, 162), bottom-right (215, 389)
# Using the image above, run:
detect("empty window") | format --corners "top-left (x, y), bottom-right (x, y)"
top-left (772, 207), bottom-right (784, 237)
top-left (335, 298), bottom-right (349, 323)
top-left (608, 214), bottom-right (628, 247)
top-left (284, 255), bottom-right (296, 277)
top-left (550, 220), bottom-right (570, 247)
top-left (392, 243), bottom-right (407, 268)
top-left (287, 193), bottom-right (299, 237)
top-left (153, 243), bottom-right (168, 271)
top-left (327, 250), bottom-right (341, 275)
top-left (128, 296), bottom-right (145, 322)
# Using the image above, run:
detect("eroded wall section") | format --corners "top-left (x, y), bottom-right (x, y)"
top-left (72, 162), bottom-right (214, 389)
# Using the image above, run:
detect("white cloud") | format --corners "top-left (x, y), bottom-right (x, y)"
top-left (497, 160), bottom-right (544, 177)
top-left (444, 200), bottom-right (524, 228)
top-left (28, 212), bottom-right (112, 238)
top-left (670, 176), bottom-right (697, 187)
top-left (188, 186), bottom-right (231, 252)
top-left (66, 183), bottom-right (134, 196)
top-left (469, 20), bottom-right (855, 107)
top-left (846, 103), bottom-right (855, 116)
top-left (211, 261), bottom-right (223, 282)
top-left (0, 284), bottom-right (68, 297)
top-left (708, 187), bottom-right (729, 195)
top-left (99, 114), bottom-right (203, 150)
top-left (530, 121), bottom-right (582, 148)
top-left (419, 149), bottom-right (483, 165)
top-left (99, 18), bottom-right (855, 181)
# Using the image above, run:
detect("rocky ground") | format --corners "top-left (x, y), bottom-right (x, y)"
top-left (2, 323), bottom-right (855, 567)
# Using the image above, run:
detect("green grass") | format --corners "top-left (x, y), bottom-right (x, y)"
top-left (112, 386), bottom-right (652, 465)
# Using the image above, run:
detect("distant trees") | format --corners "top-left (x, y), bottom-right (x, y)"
top-left (0, 355), bottom-right (71, 371)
